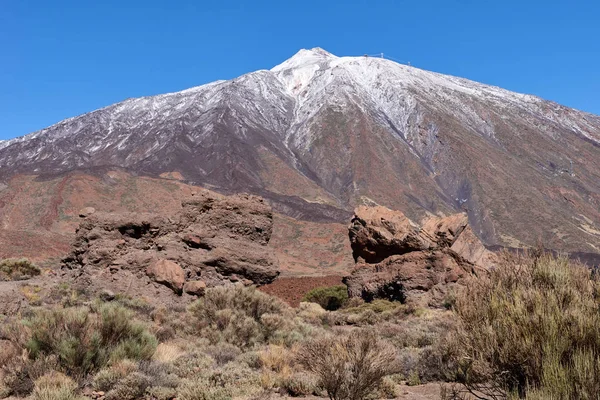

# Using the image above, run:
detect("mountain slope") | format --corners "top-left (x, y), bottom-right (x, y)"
top-left (2, 48), bottom-right (600, 257)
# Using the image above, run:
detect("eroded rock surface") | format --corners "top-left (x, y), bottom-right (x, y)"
top-left (61, 190), bottom-right (279, 303)
top-left (345, 206), bottom-right (493, 307)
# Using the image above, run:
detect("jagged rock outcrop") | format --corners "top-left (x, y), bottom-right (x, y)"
top-left (345, 206), bottom-right (493, 307)
top-left (61, 190), bottom-right (279, 302)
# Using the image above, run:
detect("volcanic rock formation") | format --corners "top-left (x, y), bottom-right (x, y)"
top-left (61, 190), bottom-right (279, 304)
top-left (344, 206), bottom-right (493, 307)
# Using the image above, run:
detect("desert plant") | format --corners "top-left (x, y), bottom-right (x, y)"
top-left (188, 285), bottom-right (292, 347)
top-left (448, 252), bottom-right (600, 399)
top-left (24, 303), bottom-right (157, 378)
top-left (30, 371), bottom-right (85, 400)
top-left (302, 285), bottom-right (349, 311)
top-left (0, 258), bottom-right (40, 281)
top-left (298, 329), bottom-right (400, 400)
top-left (94, 360), bottom-right (178, 400)
top-left (178, 379), bottom-right (232, 400)
top-left (281, 371), bottom-right (318, 396)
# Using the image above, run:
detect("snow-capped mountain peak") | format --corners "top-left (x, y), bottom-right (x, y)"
top-left (1, 48), bottom-right (600, 257)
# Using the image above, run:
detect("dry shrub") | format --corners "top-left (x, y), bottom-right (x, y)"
top-left (93, 359), bottom-right (138, 392)
top-left (24, 303), bottom-right (157, 378)
top-left (0, 302), bottom-right (156, 397)
top-left (323, 299), bottom-right (414, 326)
top-left (31, 371), bottom-right (85, 400)
top-left (177, 361), bottom-right (260, 400)
top-left (448, 252), bottom-right (600, 399)
top-left (298, 329), bottom-right (400, 400)
top-left (153, 342), bottom-right (184, 364)
top-left (94, 360), bottom-right (178, 400)
top-left (204, 343), bottom-right (242, 366)
top-left (281, 371), bottom-right (318, 397)
top-left (376, 376), bottom-right (400, 399)
top-left (0, 258), bottom-right (40, 281)
top-left (188, 285), bottom-right (292, 347)
top-left (297, 302), bottom-right (327, 324)
top-left (376, 310), bottom-right (457, 384)
top-left (177, 380), bottom-right (232, 400)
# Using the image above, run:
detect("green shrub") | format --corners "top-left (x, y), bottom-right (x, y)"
top-left (448, 253), bottom-right (600, 399)
top-left (302, 285), bottom-right (349, 311)
top-left (24, 303), bottom-right (157, 378)
top-left (298, 329), bottom-right (400, 400)
top-left (0, 258), bottom-right (40, 281)
top-left (188, 285), bottom-right (292, 347)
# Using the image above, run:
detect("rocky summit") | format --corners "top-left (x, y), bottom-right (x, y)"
top-left (344, 205), bottom-right (494, 307)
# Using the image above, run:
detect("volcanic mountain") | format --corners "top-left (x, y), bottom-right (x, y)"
top-left (1, 48), bottom-right (600, 267)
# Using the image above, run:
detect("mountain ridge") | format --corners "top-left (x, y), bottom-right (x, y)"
top-left (1, 48), bottom-right (600, 259)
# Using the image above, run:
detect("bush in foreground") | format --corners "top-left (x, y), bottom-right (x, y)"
top-left (25, 303), bottom-right (157, 378)
top-left (302, 285), bottom-right (349, 311)
top-left (31, 371), bottom-right (85, 400)
top-left (188, 284), bottom-right (293, 348)
top-left (448, 253), bottom-right (600, 399)
top-left (0, 302), bottom-right (158, 398)
top-left (298, 329), bottom-right (400, 400)
top-left (0, 258), bottom-right (40, 281)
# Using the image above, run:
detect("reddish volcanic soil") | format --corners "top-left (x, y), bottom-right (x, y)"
top-left (0, 171), bottom-right (354, 275)
top-left (259, 275), bottom-right (345, 307)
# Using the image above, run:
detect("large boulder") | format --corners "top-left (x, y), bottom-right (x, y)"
top-left (146, 259), bottom-right (186, 294)
top-left (61, 190), bottom-right (280, 304)
top-left (345, 206), bottom-right (493, 307)
top-left (345, 248), bottom-right (478, 307)
top-left (349, 206), bottom-right (431, 263)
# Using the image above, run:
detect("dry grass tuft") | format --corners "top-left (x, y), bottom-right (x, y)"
top-left (153, 343), bottom-right (183, 364)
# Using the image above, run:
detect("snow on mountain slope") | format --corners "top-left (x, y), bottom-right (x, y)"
top-left (2, 47), bottom-right (598, 158)
top-left (1, 48), bottom-right (600, 255)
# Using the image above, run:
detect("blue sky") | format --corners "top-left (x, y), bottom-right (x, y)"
top-left (2, 0), bottom-right (599, 140)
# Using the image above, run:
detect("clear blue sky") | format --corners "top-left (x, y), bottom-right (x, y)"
top-left (2, 0), bottom-right (599, 140)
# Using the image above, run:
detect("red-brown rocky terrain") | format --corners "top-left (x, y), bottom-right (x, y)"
top-left (1, 48), bottom-right (600, 274)
top-left (345, 205), bottom-right (493, 307)
top-left (0, 171), bottom-right (354, 275)
top-left (58, 189), bottom-right (280, 307)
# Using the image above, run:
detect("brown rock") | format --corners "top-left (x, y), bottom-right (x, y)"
top-left (183, 280), bottom-right (207, 296)
top-left (420, 213), bottom-right (469, 247)
top-left (146, 259), bottom-right (186, 294)
top-left (345, 206), bottom-right (492, 307)
top-left (344, 249), bottom-right (475, 307)
top-left (450, 225), bottom-right (497, 269)
top-left (349, 205), bottom-right (431, 263)
top-left (79, 207), bottom-right (96, 218)
top-left (182, 234), bottom-right (211, 250)
top-left (60, 191), bottom-right (280, 306)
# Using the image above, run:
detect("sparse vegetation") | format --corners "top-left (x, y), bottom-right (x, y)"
top-left (298, 329), bottom-right (400, 400)
top-left (447, 253), bottom-right (600, 399)
top-left (188, 284), bottom-right (294, 347)
top-left (0, 258), bottom-right (40, 281)
top-left (31, 371), bottom-right (85, 400)
top-left (0, 303), bottom-right (157, 398)
top-left (5, 256), bottom-right (596, 400)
